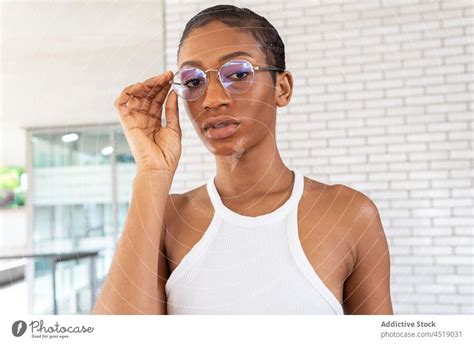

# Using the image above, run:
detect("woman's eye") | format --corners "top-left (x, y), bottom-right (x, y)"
top-left (184, 78), bottom-right (203, 88)
top-left (228, 71), bottom-right (248, 80)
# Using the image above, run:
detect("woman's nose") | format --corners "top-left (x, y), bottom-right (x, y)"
top-left (201, 72), bottom-right (232, 109)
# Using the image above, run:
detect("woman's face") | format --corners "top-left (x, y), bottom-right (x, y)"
top-left (177, 21), bottom-right (292, 157)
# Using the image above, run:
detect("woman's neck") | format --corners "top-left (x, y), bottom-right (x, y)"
top-left (213, 135), bottom-right (293, 201)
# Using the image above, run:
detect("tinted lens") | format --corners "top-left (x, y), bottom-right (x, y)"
top-left (219, 60), bottom-right (254, 94)
top-left (172, 60), bottom-right (256, 101)
top-left (173, 67), bottom-right (206, 101)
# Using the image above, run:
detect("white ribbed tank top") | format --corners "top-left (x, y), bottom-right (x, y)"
top-left (165, 169), bottom-right (344, 315)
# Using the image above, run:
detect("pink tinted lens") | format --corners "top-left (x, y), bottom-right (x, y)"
top-left (173, 67), bottom-right (206, 100)
top-left (173, 60), bottom-right (255, 100)
top-left (219, 60), bottom-right (254, 93)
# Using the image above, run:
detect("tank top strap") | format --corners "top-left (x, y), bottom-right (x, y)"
top-left (206, 169), bottom-right (305, 227)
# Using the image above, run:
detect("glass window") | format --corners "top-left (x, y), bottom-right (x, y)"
top-left (29, 124), bottom-right (133, 314)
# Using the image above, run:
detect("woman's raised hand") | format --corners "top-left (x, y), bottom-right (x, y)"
top-left (114, 71), bottom-right (182, 176)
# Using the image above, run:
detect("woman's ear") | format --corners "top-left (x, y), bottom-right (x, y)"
top-left (275, 71), bottom-right (293, 108)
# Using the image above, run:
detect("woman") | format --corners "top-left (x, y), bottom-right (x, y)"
top-left (92, 5), bottom-right (393, 315)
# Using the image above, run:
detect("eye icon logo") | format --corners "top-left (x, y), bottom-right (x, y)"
top-left (12, 320), bottom-right (27, 337)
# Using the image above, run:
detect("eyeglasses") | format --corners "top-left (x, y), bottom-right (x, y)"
top-left (168, 59), bottom-right (285, 101)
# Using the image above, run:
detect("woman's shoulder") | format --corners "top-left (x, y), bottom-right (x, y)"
top-left (302, 175), bottom-right (379, 230)
top-left (164, 183), bottom-right (209, 227)
top-left (302, 176), bottom-right (384, 256)
top-left (304, 175), bottom-right (375, 207)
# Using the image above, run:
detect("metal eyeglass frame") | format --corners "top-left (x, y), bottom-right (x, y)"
top-left (168, 59), bottom-right (285, 100)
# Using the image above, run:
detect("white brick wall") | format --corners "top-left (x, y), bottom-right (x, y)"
top-left (164, 0), bottom-right (473, 314)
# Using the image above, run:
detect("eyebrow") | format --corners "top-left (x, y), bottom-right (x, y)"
top-left (179, 51), bottom-right (254, 69)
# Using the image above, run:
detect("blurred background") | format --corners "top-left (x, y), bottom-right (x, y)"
top-left (0, 0), bottom-right (472, 315)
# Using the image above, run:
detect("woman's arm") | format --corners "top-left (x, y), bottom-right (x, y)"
top-left (342, 197), bottom-right (394, 315)
top-left (91, 173), bottom-right (171, 314)
top-left (91, 70), bottom-right (181, 314)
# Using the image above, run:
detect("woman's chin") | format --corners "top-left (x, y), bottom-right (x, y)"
top-left (203, 136), bottom-right (247, 158)
top-left (205, 144), bottom-right (242, 157)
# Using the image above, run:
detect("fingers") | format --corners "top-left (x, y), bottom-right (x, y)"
top-left (114, 71), bottom-right (173, 114)
top-left (164, 88), bottom-right (181, 135)
top-left (114, 84), bottom-right (134, 108)
top-left (148, 82), bottom-right (172, 116)
top-left (143, 70), bottom-right (173, 87)
top-left (114, 70), bottom-right (178, 138)
top-left (142, 80), bottom-right (172, 139)
top-left (140, 71), bottom-right (174, 113)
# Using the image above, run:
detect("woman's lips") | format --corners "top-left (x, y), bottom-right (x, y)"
top-left (204, 123), bottom-right (240, 140)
